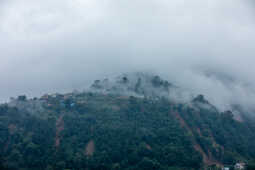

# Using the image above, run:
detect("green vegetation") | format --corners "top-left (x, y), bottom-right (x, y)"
top-left (0, 92), bottom-right (255, 170)
top-left (247, 160), bottom-right (255, 170)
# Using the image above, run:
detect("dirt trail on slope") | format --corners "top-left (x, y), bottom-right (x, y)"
top-left (85, 140), bottom-right (95, 156)
top-left (4, 136), bottom-right (11, 153)
top-left (55, 115), bottom-right (64, 148)
top-left (170, 107), bottom-right (214, 166)
top-left (4, 124), bottom-right (17, 152)
top-left (195, 112), bottom-right (224, 166)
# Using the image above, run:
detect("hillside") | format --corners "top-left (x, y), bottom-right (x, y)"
top-left (1, 74), bottom-right (255, 170)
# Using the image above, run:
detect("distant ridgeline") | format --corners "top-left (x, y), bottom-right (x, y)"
top-left (0, 73), bottom-right (255, 170)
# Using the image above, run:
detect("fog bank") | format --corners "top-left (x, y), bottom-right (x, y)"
top-left (1, 0), bottom-right (255, 112)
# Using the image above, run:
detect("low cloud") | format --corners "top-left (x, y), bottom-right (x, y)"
top-left (0, 0), bottom-right (255, 112)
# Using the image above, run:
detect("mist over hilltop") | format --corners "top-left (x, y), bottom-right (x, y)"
top-left (1, 0), bottom-right (255, 113)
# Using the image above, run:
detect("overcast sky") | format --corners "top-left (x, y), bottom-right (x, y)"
top-left (1, 0), bottom-right (255, 111)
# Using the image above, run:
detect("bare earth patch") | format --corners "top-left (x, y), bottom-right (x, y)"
top-left (55, 115), bottom-right (64, 148)
top-left (8, 124), bottom-right (17, 135)
top-left (4, 136), bottom-right (11, 153)
top-left (85, 140), bottom-right (95, 157)
top-left (234, 114), bottom-right (244, 122)
top-left (145, 144), bottom-right (152, 150)
top-left (4, 124), bottom-right (18, 152)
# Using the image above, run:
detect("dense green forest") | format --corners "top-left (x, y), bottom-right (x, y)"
top-left (0, 91), bottom-right (255, 170)
top-left (1, 75), bottom-right (255, 170)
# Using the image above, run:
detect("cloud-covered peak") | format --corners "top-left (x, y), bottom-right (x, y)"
top-left (0, 0), bottom-right (255, 114)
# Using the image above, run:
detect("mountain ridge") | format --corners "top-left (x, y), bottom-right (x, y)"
top-left (1, 73), bottom-right (255, 170)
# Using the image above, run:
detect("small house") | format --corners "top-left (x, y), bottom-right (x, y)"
top-left (234, 163), bottom-right (245, 170)
top-left (41, 94), bottom-right (50, 100)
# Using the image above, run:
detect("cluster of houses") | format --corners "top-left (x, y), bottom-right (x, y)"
top-left (8, 91), bottom-right (90, 113)
top-left (40, 93), bottom-right (77, 108)
top-left (222, 162), bottom-right (246, 170)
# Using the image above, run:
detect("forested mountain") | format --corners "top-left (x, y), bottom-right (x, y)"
top-left (1, 74), bottom-right (255, 170)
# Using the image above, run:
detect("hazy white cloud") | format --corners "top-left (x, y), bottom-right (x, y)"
top-left (0, 0), bottom-right (255, 111)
